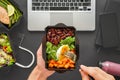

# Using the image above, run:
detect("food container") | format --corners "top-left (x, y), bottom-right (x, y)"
top-left (0, 0), bottom-right (23, 30)
top-left (0, 32), bottom-right (35, 71)
top-left (42, 23), bottom-right (79, 72)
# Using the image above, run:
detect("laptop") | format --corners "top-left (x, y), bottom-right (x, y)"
top-left (27, 0), bottom-right (96, 31)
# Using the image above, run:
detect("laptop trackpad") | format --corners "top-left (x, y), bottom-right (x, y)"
top-left (50, 13), bottom-right (73, 26)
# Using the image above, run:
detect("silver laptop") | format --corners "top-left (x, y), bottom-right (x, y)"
top-left (28, 0), bottom-right (96, 31)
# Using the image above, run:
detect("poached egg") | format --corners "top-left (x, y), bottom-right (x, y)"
top-left (56, 45), bottom-right (70, 60)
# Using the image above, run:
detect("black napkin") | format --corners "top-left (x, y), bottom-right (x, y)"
top-left (100, 13), bottom-right (119, 48)
top-left (96, 0), bottom-right (120, 49)
top-left (104, 0), bottom-right (120, 50)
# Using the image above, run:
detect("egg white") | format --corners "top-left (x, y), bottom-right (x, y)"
top-left (56, 45), bottom-right (70, 60)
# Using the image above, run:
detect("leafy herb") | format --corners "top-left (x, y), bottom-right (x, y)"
top-left (60, 36), bottom-right (75, 50)
top-left (46, 42), bottom-right (58, 60)
top-left (0, 34), bottom-right (13, 53)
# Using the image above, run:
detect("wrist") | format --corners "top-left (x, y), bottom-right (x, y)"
top-left (28, 66), bottom-right (47, 80)
top-left (37, 66), bottom-right (48, 79)
top-left (36, 65), bottom-right (48, 80)
top-left (39, 71), bottom-right (47, 80)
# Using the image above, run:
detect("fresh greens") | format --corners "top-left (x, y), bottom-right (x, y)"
top-left (0, 34), bottom-right (15, 68)
top-left (0, 49), bottom-right (15, 67)
top-left (0, 34), bottom-right (13, 53)
top-left (46, 36), bottom-right (75, 61)
top-left (46, 42), bottom-right (58, 60)
top-left (60, 36), bottom-right (75, 50)
top-left (0, 0), bottom-right (22, 28)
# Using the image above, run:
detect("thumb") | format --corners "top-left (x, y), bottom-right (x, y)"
top-left (79, 69), bottom-right (90, 80)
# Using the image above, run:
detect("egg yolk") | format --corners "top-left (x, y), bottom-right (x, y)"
top-left (59, 45), bottom-right (70, 60)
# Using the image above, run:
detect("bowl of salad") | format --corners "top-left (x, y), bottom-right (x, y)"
top-left (43, 23), bottom-right (79, 71)
top-left (0, 33), bottom-right (15, 68)
top-left (0, 0), bottom-right (22, 30)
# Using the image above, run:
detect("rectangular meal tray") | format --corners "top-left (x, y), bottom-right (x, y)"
top-left (42, 23), bottom-right (79, 72)
top-left (0, 0), bottom-right (23, 30)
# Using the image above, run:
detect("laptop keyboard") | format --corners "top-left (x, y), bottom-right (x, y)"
top-left (32, 0), bottom-right (91, 11)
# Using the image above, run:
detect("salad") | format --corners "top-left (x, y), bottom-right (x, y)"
top-left (46, 28), bottom-right (76, 69)
top-left (0, 33), bottom-right (15, 68)
top-left (0, 0), bottom-right (22, 28)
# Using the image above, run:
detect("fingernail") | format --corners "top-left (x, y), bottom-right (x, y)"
top-left (80, 65), bottom-right (87, 69)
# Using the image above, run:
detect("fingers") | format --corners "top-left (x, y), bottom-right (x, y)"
top-left (37, 44), bottom-right (42, 57)
top-left (37, 44), bottom-right (44, 65)
top-left (80, 65), bottom-right (106, 80)
top-left (79, 69), bottom-right (89, 80)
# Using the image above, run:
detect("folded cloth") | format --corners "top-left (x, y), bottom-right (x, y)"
top-left (105, 0), bottom-right (120, 50)
top-left (96, 0), bottom-right (120, 50)
top-left (96, 12), bottom-right (119, 48)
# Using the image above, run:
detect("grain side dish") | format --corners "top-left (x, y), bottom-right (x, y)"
top-left (46, 28), bottom-right (76, 69)
top-left (0, 33), bottom-right (15, 68)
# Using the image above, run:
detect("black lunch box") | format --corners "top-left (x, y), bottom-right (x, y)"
top-left (42, 23), bottom-right (79, 72)
top-left (0, 32), bottom-right (35, 73)
top-left (0, 0), bottom-right (23, 30)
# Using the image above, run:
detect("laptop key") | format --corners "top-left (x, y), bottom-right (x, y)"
top-left (42, 3), bottom-right (45, 6)
top-left (60, 0), bottom-right (63, 2)
top-left (50, 3), bottom-right (53, 6)
top-left (32, 7), bottom-right (36, 10)
top-left (33, 3), bottom-right (40, 6)
top-left (80, 0), bottom-right (83, 2)
top-left (46, 3), bottom-right (49, 6)
top-left (78, 3), bottom-right (82, 6)
top-left (87, 8), bottom-right (91, 11)
top-left (41, 7), bottom-right (44, 10)
top-left (70, 3), bottom-right (73, 6)
top-left (32, 0), bottom-right (38, 2)
top-left (85, 0), bottom-right (91, 2)
top-left (50, 7), bottom-right (69, 10)
top-left (72, 0), bottom-right (75, 2)
top-left (44, 0), bottom-right (47, 2)
top-left (45, 7), bottom-right (49, 10)
top-left (36, 7), bottom-right (40, 10)
top-left (52, 0), bottom-right (55, 2)
top-left (62, 3), bottom-right (65, 6)
top-left (48, 0), bottom-right (51, 2)
top-left (83, 3), bottom-right (91, 6)
top-left (56, 0), bottom-right (59, 2)
top-left (70, 7), bottom-right (74, 10)
top-left (68, 0), bottom-right (71, 2)
top-left (64, 0), bottom-right (67, 2)
top-left (39, 0), bottom-right (43, 2)
top-left (66, 3), bottom-right (69, 6)
top-left (58, 3), bottom-right (61, 6)
top-left (83, 7), bottom-right (87, 10)
top-left (75, 7), bottom-right (78, 10)
top-left (54, 3), bottom-right (57, 6)
top-left (79, 8), bottom-right (83, 11)
top-left (74, 3), bottom-right (77, 6)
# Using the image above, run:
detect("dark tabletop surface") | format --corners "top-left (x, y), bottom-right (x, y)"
top-left (0, 0), bottom-right (120, 80)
